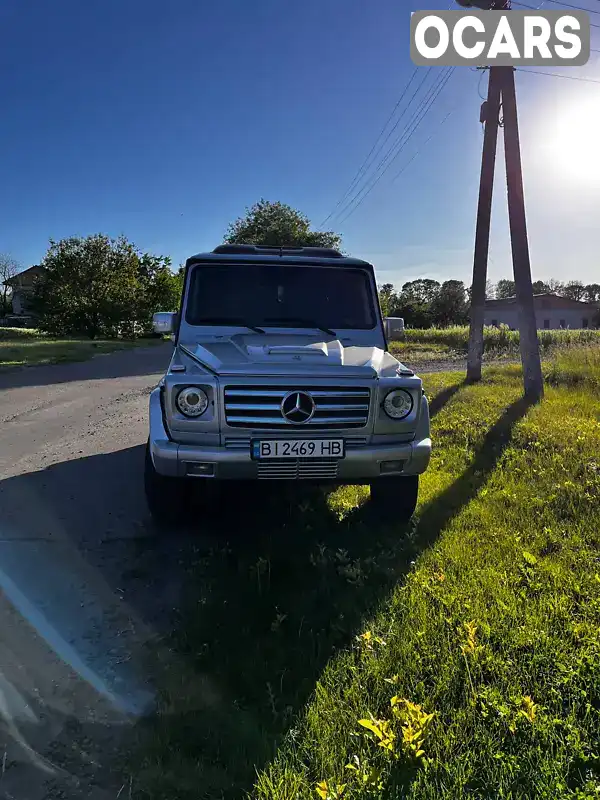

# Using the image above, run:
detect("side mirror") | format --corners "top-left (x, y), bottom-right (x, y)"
top-left (153, 312), bottom-right (178, 335)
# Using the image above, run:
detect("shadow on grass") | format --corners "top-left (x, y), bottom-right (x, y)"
top-left (130, 394), bottom-right (536, 799)
top-left (428, 379), bottom-right (466, 419)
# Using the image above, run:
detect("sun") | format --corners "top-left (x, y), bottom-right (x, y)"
top-left (544, 93), bottom-right (600, 185)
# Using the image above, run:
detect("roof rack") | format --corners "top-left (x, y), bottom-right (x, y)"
top-left (212, 244), bottom-right (343, 258)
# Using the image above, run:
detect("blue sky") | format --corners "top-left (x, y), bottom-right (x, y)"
top-left (2, 0), bottom-right (599, 288)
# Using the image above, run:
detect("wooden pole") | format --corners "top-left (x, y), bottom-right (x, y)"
top-left (466, 67), bottom-right (502, 383)
top-left (500, 67), bottom-right (544, 400)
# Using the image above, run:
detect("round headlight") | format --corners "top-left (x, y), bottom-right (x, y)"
top-left (176, 387), bottom-right (209, 417)
top-left (383, 389), bottom-right (413, 420)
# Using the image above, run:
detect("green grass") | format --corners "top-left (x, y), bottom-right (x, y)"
top-left (128, 350), bottom-right (600, 800)
top-left (390, 326), bottom-right (600, 363)
top-left (546, 345), bottom-right (600, 394)
top-left (0, 327), bottom-right (161, 368)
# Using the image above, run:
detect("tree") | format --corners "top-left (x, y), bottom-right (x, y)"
top-left (562, 281), bottom-right (586, 302)
top-left (531, 280), bottom-right (550, 295)
top-left (378, 283), bottom-right (398, 317)
top-left (495, 278), bottom-right (515, 299)
top-left (584, 283), bottom-right (600, 304)
top-left (0, 254), bottom-right (20, 315)
top-left (485, 280), bottom-right (495, 300)
top-left (548, 278), bottom-right (564, 295)
top-left (224, 199), bottom-right (342, 250)
top-left (32, 234), bottom-right (177, 339)
top-left (133, 253), bottom-right (181, 335)
top-left (401, 279), bottom-right (441, 305)
top-left (431, 280), bottom-right (469, 326)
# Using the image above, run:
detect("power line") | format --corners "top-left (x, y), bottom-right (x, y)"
top-left (516, 66), bottom-right (600, 81)
top-left (512, 0), bottom-right (600, 23)
top-left (318, 67), bottom-right (421, 229)
top-left (332, 68), bottom-right (453, 226)
top-left (336, 68), bottom-right (456, 225)
top-left (391, 109), bottom-right (455, 184)
top-left (319, 67), bottom-right (433, 229)
top-left (532, 0), bottom-right (600, 14)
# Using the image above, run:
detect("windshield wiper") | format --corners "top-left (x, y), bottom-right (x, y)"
top-left (194, 317), bottom-right (265, 334)
top-left (263, 317), bottom-right (336, 336)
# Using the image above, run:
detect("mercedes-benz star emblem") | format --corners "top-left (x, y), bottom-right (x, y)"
top-left (281, 390), bottom-right (315, 424)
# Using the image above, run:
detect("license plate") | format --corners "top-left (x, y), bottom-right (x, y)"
top-left (252, 439), bottom-right (345, 460)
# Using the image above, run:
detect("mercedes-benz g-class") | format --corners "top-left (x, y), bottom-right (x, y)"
top-left (145, 245), bottom-right (431, 525)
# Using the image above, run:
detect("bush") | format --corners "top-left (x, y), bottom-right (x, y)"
top-left (32, 235), bottom-right (181, 339)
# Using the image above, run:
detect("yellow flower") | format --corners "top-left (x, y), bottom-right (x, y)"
top-left (520, 695), bottom-right (537, 723)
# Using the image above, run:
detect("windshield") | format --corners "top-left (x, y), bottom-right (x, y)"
top-left (185, 264), bottom-right (377, 330)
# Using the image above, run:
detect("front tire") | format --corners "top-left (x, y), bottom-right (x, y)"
top-left (144, 442), bottom-right (191, 528)
top-left (369, 475), bottom-right (419, 524)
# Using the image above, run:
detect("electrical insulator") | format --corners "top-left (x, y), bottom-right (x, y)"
top-left (480, 101), bottom-right (488, 124)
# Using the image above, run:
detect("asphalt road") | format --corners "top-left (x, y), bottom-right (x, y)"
top-left (0, 343), bottom-right (178, 799)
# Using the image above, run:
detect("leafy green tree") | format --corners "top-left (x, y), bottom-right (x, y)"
top-left (584, 283), bottom-right (600, 304)
top-left (224, 199), bottom-right (342, 250)
top-left (391, 280), bottom-right (440, 328)
top-left (133, 253), bottom-right (181, 334)
top-left (401, 279), bottom-right (440, 305)
top-left (33, 234), bottom-right (177, 338)
top-left (431, 280), bottom-right (469, 326)
top-left (562, 281), bottom-right (586, 302)
top-left (495, 279), bottom-right (516, 299)
top-left (378, 283), bottom-right (398, 317)
top-left (532, 280), bottom-right (550, 294)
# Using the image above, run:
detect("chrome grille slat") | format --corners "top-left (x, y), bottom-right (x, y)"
top-left (225, 415), bottom-right (367, 426)
top-left (225, 403), bottom-right (281, 411)
top-left (224, 438), bottom-right (250, 450)
top-left (224, 389), bottom-right (369, 398)
top-left (313, 403), bottom-right (369, 411)
top-left (224, 385), bottom-right (371, 430)
top-left (257, 459), bottom-right (339, 480)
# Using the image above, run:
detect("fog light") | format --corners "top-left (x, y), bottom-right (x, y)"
top-left (380, 460), bottom-right (405, 474)
top-left (186, 462), bottom-right (215, 477)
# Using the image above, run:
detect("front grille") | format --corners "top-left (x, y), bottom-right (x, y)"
top-left (224, 386), bottom-right (370, 429)
top-left (257, 459), bottom-right (339, 480)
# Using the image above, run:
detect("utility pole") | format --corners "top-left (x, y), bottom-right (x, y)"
top-left (499, 66), bottom-right (544, 399)
top-left (466, 67), bottom-right (502, 383)
top-left (459, 0), bottom-right (544, 400)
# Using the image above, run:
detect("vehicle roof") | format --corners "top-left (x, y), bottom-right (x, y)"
top-left (185, 244), bottom-right (373, 269)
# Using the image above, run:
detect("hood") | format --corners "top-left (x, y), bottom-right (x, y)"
top-left (175, 333), bottom-right (411, 378)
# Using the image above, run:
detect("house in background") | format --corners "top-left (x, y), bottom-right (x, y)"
top-left (3, 265), bottom-right (46, 317)
top-left (484, 293), bottom-right (599, 330)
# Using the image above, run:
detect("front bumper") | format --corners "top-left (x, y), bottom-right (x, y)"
top-left (149, 388), bottom-right (431, 482)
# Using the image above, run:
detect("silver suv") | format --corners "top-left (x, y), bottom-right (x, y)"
top-left (145, 245), bottom-right (431, 526)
